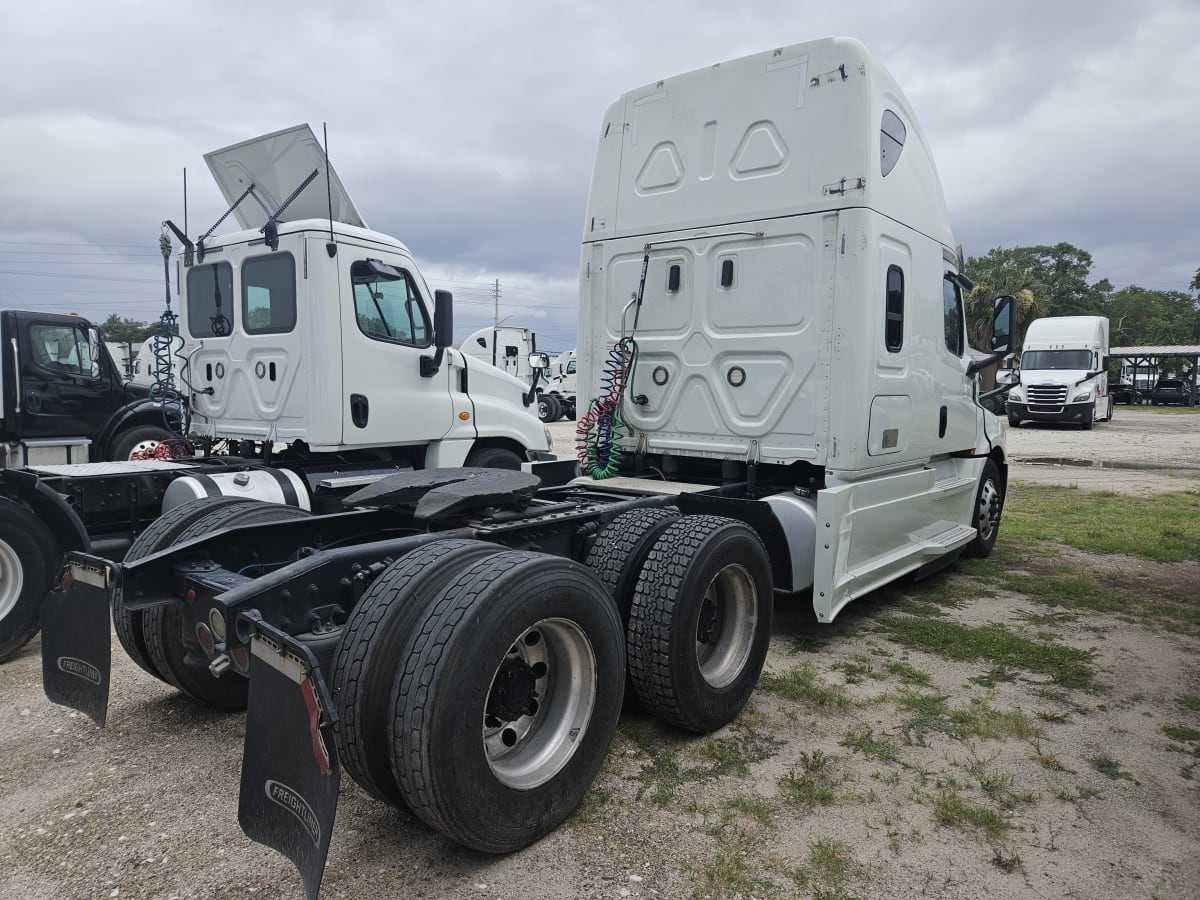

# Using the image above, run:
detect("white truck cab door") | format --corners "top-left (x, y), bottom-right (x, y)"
top-left (938, 275), bottom-right (978, 451)
top-left (340, 257), bottom-right (453, 448)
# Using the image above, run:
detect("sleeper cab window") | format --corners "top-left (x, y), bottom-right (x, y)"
top-left (885, 265), bottom-right (904, 352)
top-left (351, 260), bottom-right (431, 347)
top-left (242, 253), bottom-right (297, 334)
top-left (881, 110), bottom-right (906, 177)
top-left (186, 261), bottom-right (235, 337)
top-left (942, 276), bottom-right (964, 357)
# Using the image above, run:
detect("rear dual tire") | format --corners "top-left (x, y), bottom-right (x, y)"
top-left (387, 550), bottom-right (625, 853)
top-left (139, 499), bottom-right (312, 709)
top-left (626, 515), bottom-right (773, 734)
top-left (0, 498), bottom-right (59, 663)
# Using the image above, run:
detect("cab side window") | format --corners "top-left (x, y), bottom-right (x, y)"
top-left (243, 253), bottom-right (297, 334)
top-left (187, 262), bottom-right (235, 337)
top-left (942, 276), bottom-right (964, 357)
top-left (30, 324), bottom-right (95, 377)
top-left (351, 261), bottom-right (431, 346)
top-left (885, 265), bottom-right (904, 352)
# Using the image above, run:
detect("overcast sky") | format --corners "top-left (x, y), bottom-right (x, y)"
top-left (1, 0), bottom-right (1196, 353)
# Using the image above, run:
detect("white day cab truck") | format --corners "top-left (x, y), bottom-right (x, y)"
top-left (1006, 315), bottom-right (1112, 429)
top-left (458, 324), bottom-right (565, 420)
top-left (42, 39), bottom-right (1015, 899)
top-left (539, 347), bottom-right (578, 422)
top-left (0, 125), bottom-right (550, 663)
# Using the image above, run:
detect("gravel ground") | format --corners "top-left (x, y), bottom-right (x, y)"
top-left (2, 409), bottom-right (1196, 899)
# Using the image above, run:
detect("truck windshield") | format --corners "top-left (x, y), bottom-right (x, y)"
top-left (1021, 349), bottom-right (1092, 370)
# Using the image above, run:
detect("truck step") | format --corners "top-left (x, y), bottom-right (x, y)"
top-left (917, 522), bottom-right (977, 550)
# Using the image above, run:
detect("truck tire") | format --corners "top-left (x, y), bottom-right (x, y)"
top-left (584, 507), bottom-right (679, 627)
top-left (110, 424), bottom-right (174, 461)
top-left (116, 496), bottom-right (262, 681)
top-left (389, 551), bottom-right (624, 853)
top-left (1007, 410), bottom-right (1021, 427)
top-left (1081, 407), bottom-right (1094, 430)
top-left (331, 538), bottom-right (505, 808)
top-left (0, 497), bottom-right (60, 663)
top-left (142, 501), bottom-right (312, 709)
top-left (965, 459), bottom-right (1004, 558)
top-left (537, 393), bottom-right (561, 423)
top-left (464, 446), bottom-right (524, 470)
top-left (626, 516), bottom-right (773, 733)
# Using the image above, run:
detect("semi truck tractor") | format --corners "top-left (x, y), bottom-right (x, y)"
top-left (0, 125), bottom-right (550, 663)
top-left (1006, 315), bottom-right (1112, 428)
top-left (43, 39), bottom-right (1015, 899)
top-left (539, 347), bottom-right (577, 422)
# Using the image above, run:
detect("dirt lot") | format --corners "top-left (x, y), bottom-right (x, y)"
top-left (2, 411), bottom-right (1197, 899)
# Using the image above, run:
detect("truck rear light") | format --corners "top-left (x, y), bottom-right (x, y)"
top-left (208, 609), bottom-right (227, 642)
top-left (230, 646), bottom-right (250, 674)
top-left (196, 622), bottom-right (215, 656)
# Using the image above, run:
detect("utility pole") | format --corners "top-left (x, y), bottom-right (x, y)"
top-left (493, 279), bottom-right (500, 328)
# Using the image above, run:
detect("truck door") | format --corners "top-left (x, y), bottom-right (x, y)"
top-left (11, 315), bottom-right (118, 439)
top-left (340, 256), bottom-right (453, 448)
top-left (937, 274), bottom-right (977, 451)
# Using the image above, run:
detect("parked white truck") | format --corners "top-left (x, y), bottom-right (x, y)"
top-left (0, 125), bottom-right (550, 663)
top-left (539, 347), bottom-right (577, 422)
top-left (1007, 315), bottom-right (1112, 428)
top-left (460, 324), bottom-right (540, 383)
top-left (43, 39), bottom-right (1014, 898)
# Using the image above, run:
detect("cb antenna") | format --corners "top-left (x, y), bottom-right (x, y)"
top-left (323, 122), bottom-right (336, 257)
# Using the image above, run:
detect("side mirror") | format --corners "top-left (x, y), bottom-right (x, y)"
top-left (528, 352), bottom-right (550, 370)
top-left (966, 295), bottom-right (1017, 378)
top-left (421, 290), bottom-right (453, 377)
top-left (990, 295), bottom-right (1014, 355)
top-left (433, 290), bottom-right (453, 349)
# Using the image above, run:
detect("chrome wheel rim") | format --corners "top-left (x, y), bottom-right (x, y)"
top-left (695, 563), bottom-right (757, 689)
top-left (128, 439), bottom-right (161, 460)
top-left (977, 478), bottom-right (1002, 542)
top-left (0, 538), bottom-right (24, 622)
top-left (483, 617), bottom-right (596, 790)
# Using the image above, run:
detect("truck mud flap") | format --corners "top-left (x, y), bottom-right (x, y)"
top-left (41, 553), bottom-right (116, 727)
top-left (238, 620), bottom-right (340, 900)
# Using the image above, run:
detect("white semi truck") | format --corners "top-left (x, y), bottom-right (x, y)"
top-left (43, 39), bottom-right (1015, 898)
top-left (1007, 315), bottom-right (1112, 428)
top-left (0, 125), bottom-right (550, 663)
top-left (459, 324), bottom-right (541, 383)
top-left (538, 347), bottom-right (577, 422)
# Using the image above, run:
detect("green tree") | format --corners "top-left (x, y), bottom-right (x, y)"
top-left (967, 243), bottom-right (1111, 320)
top-left (1105, 286), bottom-right (1200, 347)
top-left (97, 314), bottom-right (155, 345)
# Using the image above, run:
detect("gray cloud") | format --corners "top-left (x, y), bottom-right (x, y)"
top-left (2, 0), bottom-right (1196, 343)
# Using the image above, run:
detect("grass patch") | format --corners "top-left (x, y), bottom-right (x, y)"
top-left (885, 661), bottom-right (932, 686)
top-left (933, 788), bottom-right (1010, 840)
top-left (950, 698), bottom-right (1042, 741)
top-left (1176, 694), bottom-right (1200, 713)
top-left (1089, 755), bottom-right (1135, 782)
top-left (691, 826), bottom-right (779, 898)
top-left (880, 617), bottom-right (1096, 690)
top-left (790, 839), bottom-right (862, 898)
top-left (1002, 486), bottom-right (1200, 563)
top-left (759, 662), bottom-right (851, 708)
top-left (722, 794), bottom-right (777, 825)
top-left (631, 725), bottom-right (782, 806)
top-left (1162, 724), bottom-right (1200, 743)
top-left (841, 725), bottom-right (898, 762)
top-left (832, 655), bottom-right (887, 684)
top-left (779, 750), bottom-right (841, 808)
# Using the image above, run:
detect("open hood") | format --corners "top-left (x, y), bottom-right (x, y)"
top-left (204, 124), bottom-right (366, 231)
